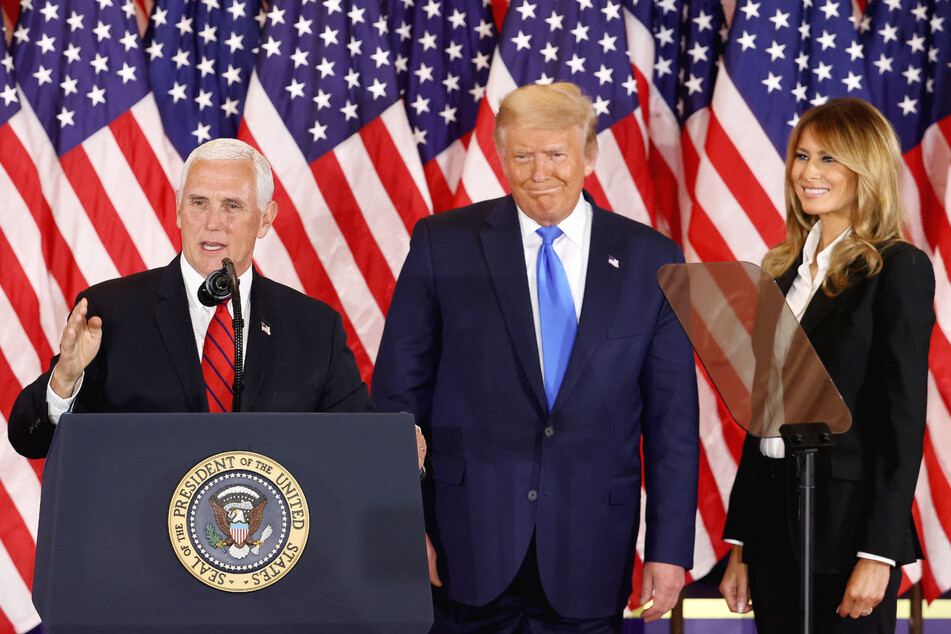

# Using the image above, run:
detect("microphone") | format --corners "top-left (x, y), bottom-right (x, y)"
top-left (197, 258), bottom-right (245, 412)
top-left (198, 259), bottom-right (236, 306)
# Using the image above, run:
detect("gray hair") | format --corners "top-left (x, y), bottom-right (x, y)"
top-left (178, 138), bottom-right (274, 210)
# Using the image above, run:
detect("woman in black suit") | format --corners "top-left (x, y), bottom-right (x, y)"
top-left (718, 98), bottom-right (935, 632)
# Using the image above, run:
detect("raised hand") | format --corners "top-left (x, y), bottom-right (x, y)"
top-left (50, 298), bottom-right (103, 398)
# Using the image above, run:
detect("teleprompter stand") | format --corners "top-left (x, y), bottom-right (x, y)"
top-left (658, 262), bottom-right (851, 634)
top-left (781, 422), bottom-right (835, 634)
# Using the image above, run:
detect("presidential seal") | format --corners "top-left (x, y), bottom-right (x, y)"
top-left (168, 451), bottom-right (309, 592)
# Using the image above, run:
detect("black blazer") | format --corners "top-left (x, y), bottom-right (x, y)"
top-left (723, 241), bottom-right (935, 572)
top-left (9, 254), bottom-right (371, 459)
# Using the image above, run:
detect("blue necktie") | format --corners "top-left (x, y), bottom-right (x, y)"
top-left (536, 226), bottom-right (577, 410)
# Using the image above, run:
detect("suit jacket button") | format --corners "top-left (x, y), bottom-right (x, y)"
top-left (527, 490), bottom-right (538, 501)
top-left (544, 426), bottom-right (554, 437)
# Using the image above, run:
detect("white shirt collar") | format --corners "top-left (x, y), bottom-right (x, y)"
top-left (516, 195), bottom-right (588, 246)
top-left (802, 219), bottom-right (851, 271)
top-left (180, 255), bottom-right (254, 317)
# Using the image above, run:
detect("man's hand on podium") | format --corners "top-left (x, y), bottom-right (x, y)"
top-left (416, 425), bottom-right (426, 471)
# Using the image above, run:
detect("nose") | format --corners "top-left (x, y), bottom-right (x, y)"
top-left (802, 158), bottom-right (821, 180)
top-left (204, 204), bottom-right (224, 229)
top-left (531, 155), bottom-right (550, 182)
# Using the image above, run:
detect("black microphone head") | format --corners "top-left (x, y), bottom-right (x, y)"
top-left (198, 268), bottom-right (232, 306)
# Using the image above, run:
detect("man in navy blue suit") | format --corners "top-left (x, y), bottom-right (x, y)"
top-left (372, 82), bottom-right (700, 632)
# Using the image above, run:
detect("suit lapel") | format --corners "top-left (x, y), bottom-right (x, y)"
top-left (480, 198), bottom-right (548, 412)
top-left (154, 256), bottom-right (206, 411)
top-left (553, 206), bottom-right (621, 410)
top-left (242, 269), bottom-right (272, 409)
top-left (799, 276), bottom-right (860, 336)
top-left (775, 256), bottom-right (800, 295)
top-left (776, 252), bottom-right (858, 336)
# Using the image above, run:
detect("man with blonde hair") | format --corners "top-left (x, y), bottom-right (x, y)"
top-left (10, 138), bottom-right (371, 457)
top-left (374, 82), bottom-right (699, 631)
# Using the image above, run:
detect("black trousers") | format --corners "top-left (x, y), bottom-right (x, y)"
top-left (748, 558), bottom-right (902, 633)
top-left (430, 536), bottom-right (623, 634)
top-left (743, 452), bottom-right (906, 633)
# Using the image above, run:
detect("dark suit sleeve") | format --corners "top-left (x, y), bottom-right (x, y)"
top-left (859, 245), bottom-right (934, 560)
top-left (371, 219), bottom-right (440, 424)
top-left (314, 309), bottom-right (374, 413)
top-left (640, 244), bottom-right (700, 569)
top-left (9, 368), bottom-right (58, 459)
top-left (722, 434), bottom-right (760, 544)
top-left (8, 292), bottom-right (95, 459)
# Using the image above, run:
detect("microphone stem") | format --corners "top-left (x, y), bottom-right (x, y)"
top-left (222, 259), bottom-right (244, 412)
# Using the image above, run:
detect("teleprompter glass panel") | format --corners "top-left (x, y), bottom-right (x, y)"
top-left (657, 262), bottom-right (851, 437)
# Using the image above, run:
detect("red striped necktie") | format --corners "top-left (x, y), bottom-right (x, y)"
top-left (202, 303), bottom-right (235, 413)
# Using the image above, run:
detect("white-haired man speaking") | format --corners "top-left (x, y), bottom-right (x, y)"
top-left (10, 138), bottom-right (373, 458)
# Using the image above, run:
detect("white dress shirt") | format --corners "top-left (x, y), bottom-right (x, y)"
top-left (180, 256), bottom-right (253, 363)
top-left (516, 196), bottom-right (592, 387)
top-left (759, 220), bottom-right (850, 458)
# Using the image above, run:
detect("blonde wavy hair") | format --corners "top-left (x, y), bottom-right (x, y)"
top-left (762, 98), bottom-right (907, 295)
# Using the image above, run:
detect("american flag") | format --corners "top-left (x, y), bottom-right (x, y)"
top-left (144, 0), bottom-right (263, 158)
top-left (860, 0), bottom-right (951, 600)
top-left (2, 1), bottom-right (951, 630)
top-left (2, 0), bottom-right (179, 627)
top-left (11, 0), bottom-right (179, 279)
top-left (696, 0), bottom-right (871, 265)
top-left (0, 20), bottom-right (51, 632)
top-left (384, 0), bottom-right (497, 212)
top-left (237, 0), bottom-right (431, 379)
top-left (659, 0), bottom-right (736, 597)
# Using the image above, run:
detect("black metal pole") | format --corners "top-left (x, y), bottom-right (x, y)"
top-left (221, 258), bottom-right (244, 412)
top-left (800, 448), bottom-right (816, 634)
top-left (781, 422), bottom-right (833, 634)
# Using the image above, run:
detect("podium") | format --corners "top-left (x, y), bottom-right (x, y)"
top-left (33, 412), bottom-right (433, 633)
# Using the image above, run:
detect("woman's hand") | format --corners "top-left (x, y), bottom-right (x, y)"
top-left (837, 558), bottom-right (890, 618)
top-left (719, 544), bottom-right (753, 614)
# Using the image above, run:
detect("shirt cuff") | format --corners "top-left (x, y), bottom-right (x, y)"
top-left (759, 437), bottom-right (786, 458)
top-left (724, 539), bottom-right (744, 546)
top-left (46, 369), bottom-right (84, 425)
top-left (857, 552), bottom-right (896, 567)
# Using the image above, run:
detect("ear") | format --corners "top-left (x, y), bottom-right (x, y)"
top-left (257, 200), bottom-right (278, 239)
top-left (175, 191), bottom-right (183, 229)
top-left (583, 147), bottom-right (598, 177)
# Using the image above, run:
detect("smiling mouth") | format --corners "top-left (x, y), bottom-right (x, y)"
top-left (803, 187), bottom-right (829, 195)
top-left (201, 242), bottom-right (226, 251)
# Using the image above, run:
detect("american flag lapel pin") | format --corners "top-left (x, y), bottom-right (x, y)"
top-left (261, 321), bottom-right (271, 336)
top-left (608, 256), bottom-right (619, 269)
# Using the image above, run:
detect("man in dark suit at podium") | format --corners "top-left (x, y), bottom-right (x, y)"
top-left (372, 82), bottom-right (699, 631)
top-left (9, 138), bottom-right (372, 459)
